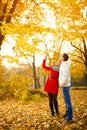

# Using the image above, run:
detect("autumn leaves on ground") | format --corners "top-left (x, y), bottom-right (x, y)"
top-left (0, 88), bottom-right (87, 130)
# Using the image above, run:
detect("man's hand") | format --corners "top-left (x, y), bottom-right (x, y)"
top-left (60, 84), bottom-right (64, 88)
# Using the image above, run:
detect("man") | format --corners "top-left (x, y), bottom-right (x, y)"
top-left (59, 53), bottom-right (73, 124)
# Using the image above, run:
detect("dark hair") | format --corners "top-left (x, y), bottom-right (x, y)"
top-left (63, 53), bottom-right (69, 61)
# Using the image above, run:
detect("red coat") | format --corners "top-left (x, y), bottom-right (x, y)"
top-left (42, 59), bottom-right (59, 94)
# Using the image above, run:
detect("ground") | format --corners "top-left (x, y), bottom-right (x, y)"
top-left (0, 88), bottom-right (87, 130)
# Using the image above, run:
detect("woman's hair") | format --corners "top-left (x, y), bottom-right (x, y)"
top-left (63, 53), bottom-right (69, 61)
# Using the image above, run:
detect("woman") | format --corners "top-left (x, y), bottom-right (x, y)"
top-left (42, 57), bottom-right (60, 117)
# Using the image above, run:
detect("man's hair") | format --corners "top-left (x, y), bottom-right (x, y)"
top-left (63, 53), bottom-right (69, 61)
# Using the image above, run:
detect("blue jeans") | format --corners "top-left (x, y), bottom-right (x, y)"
top-left (62, 86), bottom-right (73, 120)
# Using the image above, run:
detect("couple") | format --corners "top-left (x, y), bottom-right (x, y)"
top-left (42, 53), bottom-right (73, 124)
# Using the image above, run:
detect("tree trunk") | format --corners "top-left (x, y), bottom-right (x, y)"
top-left (83, 38), bottom-right (87, 86)
top-left (32, 55), bottom-right (37, 89)
top-left (43, 76), bottom-right (46, 85)
top-left (36, 77), bottom-right (41, 88)
top-left (0, 33), bottom-right (4, 47)
top-left (0, 2), bottom-right (7, 47)
top-left (6, 0), bottom-right (19, 23)
top-left (85, 66), bottom-right (87, 86)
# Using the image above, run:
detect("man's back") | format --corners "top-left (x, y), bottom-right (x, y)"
top-left (59, 61), bottom-right (71, 87)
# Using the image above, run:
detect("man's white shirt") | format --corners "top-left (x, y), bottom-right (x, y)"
top-left (59, 61), bottom-right (71, 87)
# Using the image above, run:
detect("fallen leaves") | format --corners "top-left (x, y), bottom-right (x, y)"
top-left (0, 89), bottom-right (87, 130)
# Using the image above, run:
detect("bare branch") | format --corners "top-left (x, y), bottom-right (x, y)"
top-left (71, 59), bottom-right (84, 64)
top-left (70, 41), bottom-right (85, 55)
top-left (71, 53), bottom-right (85, 63)
top-left (31, 0), bottom-right (44, 5)
top-left (25, 56), bottom-right (33, 70)
top-left (31, 0), bottom-right (59, 11)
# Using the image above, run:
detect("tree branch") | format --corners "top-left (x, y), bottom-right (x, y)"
top-left (70, 41), bottom-right (85, 55)
top-left (71, 53), bottom-right (85, 63)
top-left (6, 0), bottom-right (19, 23)
top-left (0, 2), bottom-right (8, 23)
top-left (71, 59), bottom-right (84, 64)
top-left (82, 37), bottom-right (87, 56)
top-left (31, 0), bottom-right (59, 11)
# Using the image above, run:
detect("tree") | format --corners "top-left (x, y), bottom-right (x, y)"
top-left (13, 35), bottom-right (42, 88)
top-left (55, 0), bottom-right (87, 85)
top-left (71, 62), bottom-right (86, 86)
top-left (1, 0), bottom-right (86, 87)
top-left (0, 0), bottom-right (61, 87)
top-left (0, 0), bottom-right (20, 46)
top-left (0, 0), bottom-right (57, 47)
top-left (70, 39), bottom-right (87, 85)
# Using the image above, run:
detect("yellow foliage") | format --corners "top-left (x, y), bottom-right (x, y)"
top-left (60, 0), bottom-right (76, 4)
top-left (0, 0), bottom-right (86, 83)
top-left (71, 63), bottom-right (85, 81)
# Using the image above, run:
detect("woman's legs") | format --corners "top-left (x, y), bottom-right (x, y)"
top-left (48, 93), bottom-right (59, 116)
top-left (48, 93), bottom-right (54, 116)
top-left (53, 94), bottom-right (59, 114)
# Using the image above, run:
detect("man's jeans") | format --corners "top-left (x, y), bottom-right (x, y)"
top-left (62, 86), bottom-right (73, 120)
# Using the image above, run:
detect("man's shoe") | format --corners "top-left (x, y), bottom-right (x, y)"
top-left (66, 120), bottom-right (73, 124)
top-left (63, 113), bottom-right (67, 118)
top-left (62, 120), bottom-right (73, 126)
